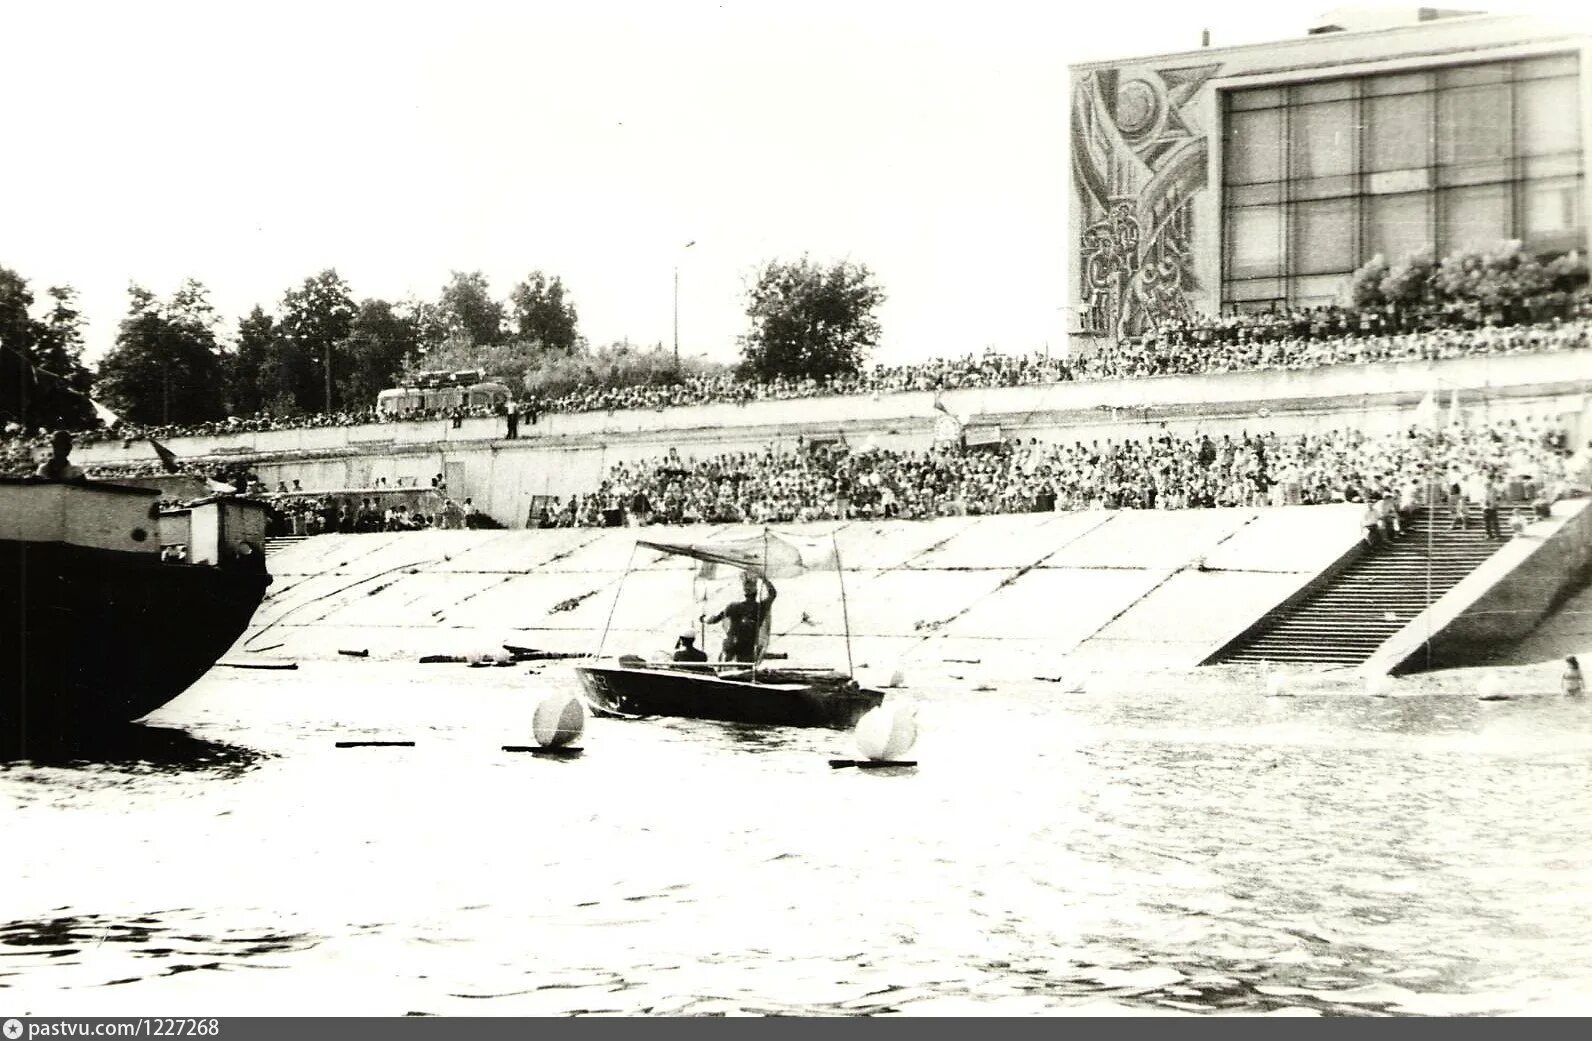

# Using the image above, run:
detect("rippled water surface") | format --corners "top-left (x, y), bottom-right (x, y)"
top-left (5, 662), bottom-right (1592, 1016)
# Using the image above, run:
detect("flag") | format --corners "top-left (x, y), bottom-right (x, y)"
top-left (89, 398), bottom-right (122, 429)
top-left (1412, 389), bottom-right (1438, 429)
top-left (932, 392), bottom-right (967, 427)
top-left (149, 438), bottom-right (181, 474)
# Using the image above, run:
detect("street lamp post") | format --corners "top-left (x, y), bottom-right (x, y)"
top-left (674, 240), bottom-right (696, 368)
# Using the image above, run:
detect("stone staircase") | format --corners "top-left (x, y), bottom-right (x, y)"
top-left (264, 535), bottom-right (308, 557)
top-left (1216, 505), bottom-right (1523, 666)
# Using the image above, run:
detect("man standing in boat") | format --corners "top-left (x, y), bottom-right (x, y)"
top-left (702, 571), bottom-right (777, 663)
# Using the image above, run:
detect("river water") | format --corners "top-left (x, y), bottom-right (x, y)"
top-left (4, 661), bottom-right (1591, 1017)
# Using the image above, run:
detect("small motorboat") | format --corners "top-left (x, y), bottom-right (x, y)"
top-left (572, 530), bottom-right (885, 729)
top-left (578, 657), bottom-right (882, 729)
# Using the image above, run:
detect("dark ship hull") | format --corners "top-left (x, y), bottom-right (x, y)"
top-left (576, 661), bottom-right (883, 729)
top-left (1, 539), bottom-right (271, 752)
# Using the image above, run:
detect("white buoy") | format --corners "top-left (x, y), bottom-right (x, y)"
top-left (1363, 672), bottom-right (1393, 697)
top-left (532, 691), bottom-right (586, 748)
top-left (1476, 673), bottom-right (1504, 699)
top-left (1265, 670), bottom-right (1291, 697)
top-left (886, 666), bottom-right (906, 689)
top-left (855, 703), bottom-right (919, 762)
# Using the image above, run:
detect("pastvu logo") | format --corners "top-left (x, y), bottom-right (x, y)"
top-left (3, 1018), bottom-right (22, 1040)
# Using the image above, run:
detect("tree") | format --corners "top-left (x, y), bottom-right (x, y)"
top-left (279, 269), bottom-right (356, 413)
top-left (1378, 247), bottom-right (1437, 309)
top-left (521, 340), bottom-right (728, 399)
top-left (737, 257), bottom-right (884, 382)
top-left (336, 299), bottom-right (418, 409)
top-left (34, 285), bottom-right (98, 429)
top-left (400, 296), bottom-right (450, 354)
top-left (1341, 254), bottom-right (1389, 310)
top-left (508, 271), bottom-right (580, 353)
top-left (96, 281), bottom-right (228, 425)
top-left (0, 270), bottom-right (96, 432)
top-left (1, 268), bottom-right (44, 430)
top-left (1434, 240), bottom-right (1549, 310)
top-left (228, 306), bottom-right (279, 416)
top-left (437, 270), bottom-right (504, 348)
top-left (1546, 250), bottom-right (1588, 294)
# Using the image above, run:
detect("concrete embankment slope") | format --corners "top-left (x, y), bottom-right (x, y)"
top-left (244, 506), bottom-right (1363, 681)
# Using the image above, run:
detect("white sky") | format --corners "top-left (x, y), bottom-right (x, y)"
top-left (2, 0), bottom-right (1585, 367)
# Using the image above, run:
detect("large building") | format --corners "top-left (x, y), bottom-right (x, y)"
top-left (1067, 8), bottom-right (1591, 343)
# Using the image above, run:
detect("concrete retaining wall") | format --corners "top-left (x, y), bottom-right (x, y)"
top-left (76, 351), bottom-right (1592, 530)
top-left (76, 349), bottom-right (1592, 464)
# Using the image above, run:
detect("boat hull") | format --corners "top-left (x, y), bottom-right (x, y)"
top-left (1, 539), bottom-right (271, 751)
top-left (575, 663), bottom-right (883, 729)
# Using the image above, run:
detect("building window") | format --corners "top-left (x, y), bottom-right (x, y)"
top-left (1221, 53), bottom-right (1584, 310)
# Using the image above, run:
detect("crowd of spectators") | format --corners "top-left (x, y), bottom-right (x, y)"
top-left (74, 409), bottom-right (377, 446)
top-left (13, 403), bottom-right (1589, 542)
top-left (264, 493), bottom-right (486, 537)
top-left (72, 401), bottom-right (509, 447)
top-left (522, 354), bottom-right (1076, 413)
top-left (1, 424), bottom-right (37, 477)
top-left (3, 302), bottom-right (1582, 450)
top-left (1141, 294), bottom-right (1592, 347)
top-left (520, 309), bottom-right (1592, 414)
top-left (544, 419), bottom-right (1585, 529)
top-left (1077, 314), bottom-right (1591, 381)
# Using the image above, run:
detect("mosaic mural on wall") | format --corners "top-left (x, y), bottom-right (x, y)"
top-left (1072, 62), bottom-right (1220, 339)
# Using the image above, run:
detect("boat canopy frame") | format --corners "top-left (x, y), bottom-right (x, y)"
top-left (592, 528), bottom-right (854, 677)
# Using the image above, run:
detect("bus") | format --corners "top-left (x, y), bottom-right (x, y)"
top-left (376, 370), bottom-right (511, 416)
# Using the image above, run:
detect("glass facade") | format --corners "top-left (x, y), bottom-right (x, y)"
top-left (1221, 53), bottom-right (1584, 311)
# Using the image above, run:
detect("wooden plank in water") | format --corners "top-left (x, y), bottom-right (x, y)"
top-left (828, 759), bottom-right (917, 770)
top-left (217, 661), bottom-right (298, 670)
top-left (502, 745), bottom-right (584, 758)
top-left (335, 740), bottom-right (416, 748)
top-left (503, 645), bottom-right (583, 661)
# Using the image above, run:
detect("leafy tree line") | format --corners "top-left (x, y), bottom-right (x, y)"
top-left (224, 268), bottom-right (585, 421)
top-left (3, 265), bottom-right (583, 429)
top-left (4, 255), bottom-right (889, 431)
top-left (1, 266), bottom-right (97, 431)
top-left (1342, 241), bottom-right (1588, 325)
